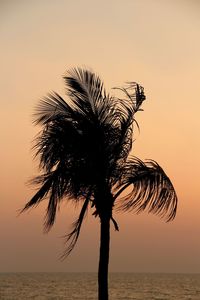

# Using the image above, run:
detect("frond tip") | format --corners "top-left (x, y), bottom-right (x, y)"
top-left (117, 157), bottom-right (178, 222)
top-left (61, 193), bottom-right (91, 259)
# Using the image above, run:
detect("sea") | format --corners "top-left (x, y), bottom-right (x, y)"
top-left (0, 272), bottom-right (200, 300)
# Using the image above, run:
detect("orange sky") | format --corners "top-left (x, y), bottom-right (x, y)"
top-left (1, 0), bottom-right (200, 273)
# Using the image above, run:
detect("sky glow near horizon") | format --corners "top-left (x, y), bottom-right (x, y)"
top-left (1, 0), bottom-right (200, 273)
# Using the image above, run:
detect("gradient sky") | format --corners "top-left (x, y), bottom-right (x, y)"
top-left (1, 0), bottom-right (200, 273)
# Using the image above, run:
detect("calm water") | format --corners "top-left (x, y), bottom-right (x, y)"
top-left (0, 272), bottom-right (200, 299)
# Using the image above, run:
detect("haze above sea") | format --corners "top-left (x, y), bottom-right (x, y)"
top-left (0, 272), bottom-right (200, 300)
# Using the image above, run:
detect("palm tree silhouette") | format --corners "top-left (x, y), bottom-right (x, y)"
top-left (22, 68), bottom-right (177, 300)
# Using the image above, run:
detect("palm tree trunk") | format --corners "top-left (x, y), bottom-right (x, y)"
top-left (98, 216), bottom-right (110, 300)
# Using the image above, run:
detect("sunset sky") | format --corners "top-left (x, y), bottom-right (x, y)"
top-left (1, 0), bottom-right (200, 273)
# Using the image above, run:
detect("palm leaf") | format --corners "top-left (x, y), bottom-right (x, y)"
top-left (21, 167), bottom-right (75, 232)
top-left (63, 67), bottom-right (116, 125)
top-left (21, 173), bottom-right (54, 212)
top-left (113, 82), bottom-right (145, 114)
top-left (115, 157), bottom-right (177, 221)
top-left (111, 82), bottom-right (145, 162)
top-left (34, 92), bottom-right (75, 125)
top-left (61, 192), bottom-right (91, 258)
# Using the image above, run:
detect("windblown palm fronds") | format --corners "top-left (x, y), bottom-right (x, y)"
top-left (114, 157), bottom-right (177, 222)
top-left (22, 67), bottom-right (177, 259)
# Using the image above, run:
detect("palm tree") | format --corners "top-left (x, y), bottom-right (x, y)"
top-left (22, 67), bottom-right (177, 300)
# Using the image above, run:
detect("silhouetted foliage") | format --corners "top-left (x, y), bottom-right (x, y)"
top-left (22, 68), bottom-right (177, 300)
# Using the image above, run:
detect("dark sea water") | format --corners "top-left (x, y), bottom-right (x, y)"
top-left (0, 272), bottom-right (200, 300)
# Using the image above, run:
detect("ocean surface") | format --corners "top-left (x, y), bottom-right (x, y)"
top-left (0, 272), bottom-right (200, 300)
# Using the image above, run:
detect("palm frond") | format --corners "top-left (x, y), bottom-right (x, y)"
top-left (113, 82), bottom-right (145, 114)
top-left (20, 174), bottom-right (54, 212)
top-left (21, 167), bottom-right (75, 232)
top-left (63, 67), bottom-right (116, 124)
top-left (64, 68), bottom-right (103, 113)
top-left (34, 92), bottom-right (75, 125)
top-left (115, 157), bottom-right (177, 222)
top-left (106, 83), bottom-right (145, 184)
top-left (61, 193), bottom-right (91, 259)
top-left (33, 117), bottom-right (81, 172)
top-left (111, 83), bottom-right (145, 160)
